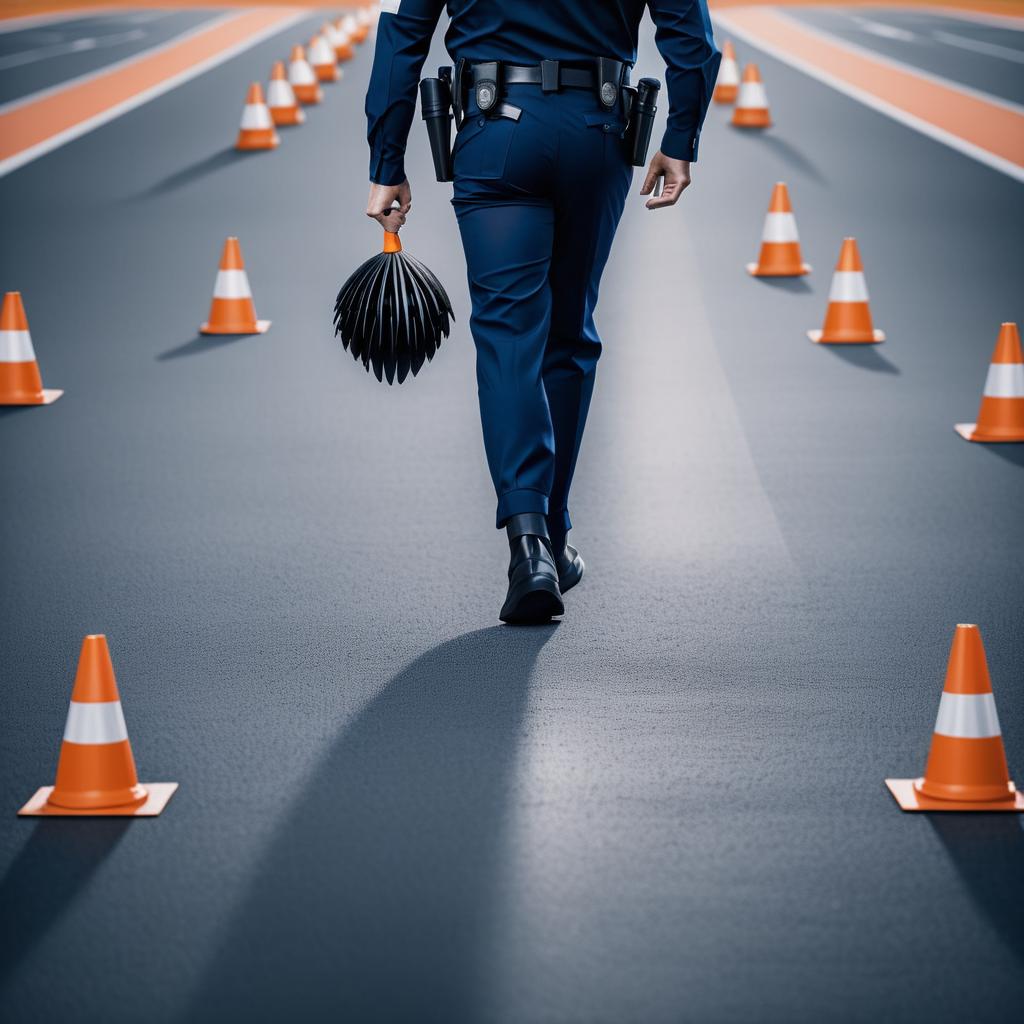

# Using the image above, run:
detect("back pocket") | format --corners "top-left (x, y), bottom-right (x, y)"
top-left (453, 115), bottom-right (517, 180)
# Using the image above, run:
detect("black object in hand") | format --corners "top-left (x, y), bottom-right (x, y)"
top-left (333, 217), bottom-right (455, 385)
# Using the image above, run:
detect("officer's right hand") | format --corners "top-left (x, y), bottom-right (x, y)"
top-left (366, 179), bottom-right (412, 229)
top-left (640, 152), bottom-right (691, 210)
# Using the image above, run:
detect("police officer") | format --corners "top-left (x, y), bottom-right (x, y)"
top-left (365, 1), bottom-right (720, 623)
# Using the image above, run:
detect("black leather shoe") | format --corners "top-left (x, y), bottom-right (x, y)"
top-left (555, 542), bottom-right (585, 594)
top-left (499, 513), bottom-right (564, 624)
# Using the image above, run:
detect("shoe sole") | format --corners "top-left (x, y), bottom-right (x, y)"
top-left (500, 575), bottom-right (564, 624)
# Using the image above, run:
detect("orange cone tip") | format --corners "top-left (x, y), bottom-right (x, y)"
top-left (886, 625), bottom-right (1023, 812)
top-left (19, 635), bottom-right (178, 817)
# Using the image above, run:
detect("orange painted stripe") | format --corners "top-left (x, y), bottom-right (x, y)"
top-left (717, 7), bottom-right (1024, 172)
top-left (0, 8), bottom-right (302, 167)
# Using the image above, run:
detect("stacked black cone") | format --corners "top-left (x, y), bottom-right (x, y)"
top-left (333, 225), bottom-right (454, 384)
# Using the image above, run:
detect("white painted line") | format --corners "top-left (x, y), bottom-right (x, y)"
top-left (0, 6), bottom-right (120, 34)
top-left (0, 29), bottom-right (146, 71)
top-left (918, 6), bottom-right (1024, 31)
top-left (852, 16), bottom-right (917, 43)
top-left (933, 28), bottom-right (1024, 64)
top-left (713, 11), bottom-right (1024, 184)
top-left (0, 9), bottom-right (309, 179)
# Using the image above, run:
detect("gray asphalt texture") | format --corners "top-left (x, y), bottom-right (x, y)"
top-left (1, 8), bottom-right (1023, 1023)
top-left (0, 9), bottom-right (222, 105)
top-left (787, 6), bottom-right (1024, 104)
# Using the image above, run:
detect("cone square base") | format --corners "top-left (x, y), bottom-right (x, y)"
top-left (1, 388), bottom-right (63, 406)
top-left (747, 262), bottom-right (811, 277)
top-left (808, 329), bottom-right (885, 345)
top-left (955, 422), bottom-right (1024, 443)
top-left (19, 782), bottom-right (179, 817)
top-left (885, 778), bottom-right (1024, 812)
top-left (200, 319), bottom-right (271, 336)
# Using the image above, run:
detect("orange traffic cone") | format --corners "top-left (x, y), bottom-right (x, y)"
top-left (267, 60), bottom-right (305, 126)
top-left (714, 40), bottom-right (740, 104)
top-left (200, 237), bottom-right (270, 335)
top-left (236, 82), bottom-right (278, 151)
top-left (349, 11), bottom-right (369, 45)
top-left (0, 291), bottom-right (62, 405)
top-left (19, 635), bottom-right (178, 816)
top-left (309, 33), bottom-right (340, 83)
top-left (808, 238), bottom-right (884, 344)
top-left (731, 64), bottom-right (771, 128)
top-left (327, 19), bottom-right (354, 62)
top-left (746, 182), bottom-right (810, 277)
top-left (288, 45), bottom-right (322, 105)
top-left (955, 323), bottom-right (1024, 442)
top-left (886, 625), bottom-right (1023, 811)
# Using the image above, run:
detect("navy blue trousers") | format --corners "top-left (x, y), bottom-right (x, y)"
top-left (452, 82), bottom-right (633, 537)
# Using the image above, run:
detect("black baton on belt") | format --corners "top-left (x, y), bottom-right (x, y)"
top-left (420, 74), bottom-right (454, 182)
top-left (629, 77), bottom-right (660, 166)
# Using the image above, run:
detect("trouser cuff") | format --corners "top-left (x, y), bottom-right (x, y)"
top-left (496, 489), bottom-right (549, 529)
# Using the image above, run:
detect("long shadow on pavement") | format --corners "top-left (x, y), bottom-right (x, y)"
top-left (141, 147), bottom-right (247, 197)
top-left (157, 333), bottom-right (255, 361)
top-left (0, 819), bottom-right (130, 985)
top-left (745, 133), bottom-right (828, 185)
top-left (821, 344), bottom-right (900, 375)
top-left (977, 444), bottom-right (1024, 469)
top-left (754, 275), bottom-right (813, 294)
top-left (929, 815), bottom-right (1024, 967)
top-left (186, 624), bottom-right (555, 1022)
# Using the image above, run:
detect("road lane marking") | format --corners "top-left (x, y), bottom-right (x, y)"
top-left (851, 16), bottom-right (917, 43)
top-left (933, 28), bottom-right (1024, 63)
top-left (0, 6), bottom-right (120, 33)
top-left (714, 6), bottom-right (1024, 183)
top-left (0, 28), bottom-right (146, 70)
top-left (0, 7), bottom-right (308, 177)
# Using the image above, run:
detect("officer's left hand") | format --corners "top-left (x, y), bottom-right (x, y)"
top-left (367, 179), bottom-right (412, 229)
top-left (640, 152), bottom-right (691, 210)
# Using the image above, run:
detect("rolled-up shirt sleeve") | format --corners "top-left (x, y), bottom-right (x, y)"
top-left (365, 0), bottom-right (446, 185)
top-left (646, 0), bottom-right (720, 162)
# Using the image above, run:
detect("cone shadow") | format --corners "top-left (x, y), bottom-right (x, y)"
top-left (754, 276), bottom-right (812, 294)
top-left (142, 147), bottom-right (247, 197)
top-left (0, 819), bottom-right (130, 984)
top-left (157, 333), bottom-right (253, 361)
top-left (977, 443), bottom-right (1024, 468)
top-left (185, 625), bottom-right (555, 1021)
top-left (821, 344), bottom-right (900, 375)
top-left (749, 134), bottom-right (827, 185)
top-left (929, 815), bottom-right (1024, 967)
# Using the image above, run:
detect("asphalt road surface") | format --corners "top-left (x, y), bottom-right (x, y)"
top-left (1, 6), bottom-right (1022, 1023)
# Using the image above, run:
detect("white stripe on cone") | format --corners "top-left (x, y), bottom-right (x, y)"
top-left (309, 37), bottom-right (334, 64)
top-left (0, 329), bottom-right (36, 362)
top-left (984, 362), bottom-right (1024, 398)
top-left (761, 212), bottom-right (799, 243)
top-left (736, 82), bottom-right (768, 109)
top-left (289, 59), bottom-right (316, 86)
top-left (240, 103), bottom-right (272, 130)
top-left (828, 271), bottom-right (870, 302)
top-left (267, 79), bottom-right (297, 108)
top-left (718, 59), bottom-right (740, 87)
top-left (63, 700), bottom-right (130, 744)
top-left (213, 269), bottom-right (253, 299)
top-left (933, 691), bottom-right (1002, 739)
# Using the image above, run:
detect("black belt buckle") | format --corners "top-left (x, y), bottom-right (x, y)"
top-left (474, 60), bottom-right (501, 114)
top-left (596, 57), bottom-right (624, 109)
top-left (540, 59), bottom-right (559, 93)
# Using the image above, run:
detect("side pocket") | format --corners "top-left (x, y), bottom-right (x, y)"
top-left (452, 116), bottom-right (517, 180)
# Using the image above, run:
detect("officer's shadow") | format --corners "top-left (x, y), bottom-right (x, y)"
top-left (186, 624), bottom-right (555, 1022)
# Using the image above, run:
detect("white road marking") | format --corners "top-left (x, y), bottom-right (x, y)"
top-left (933, 29), bottom-right (1024, 64)
top-left (714, 10), bottom-right (1024, 184)
top-left (0, 10), bottom-right (309, 178)
top-left (0, 29), bottom-right (146, 70)
top-left (852, 17), bottom-right (917, 43)
top-left (917, 6), bottom-right (1024, 31)
top-left (0, 6), bottom-right (120, 34)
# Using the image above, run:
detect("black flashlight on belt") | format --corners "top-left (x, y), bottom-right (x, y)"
top-left (420, 74), bottom-right (454, 182)
top-left (629, 77), bottom-right (660, 167)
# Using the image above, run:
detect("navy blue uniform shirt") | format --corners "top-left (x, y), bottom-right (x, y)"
top-left (366, 0), bottom-right (720, 186)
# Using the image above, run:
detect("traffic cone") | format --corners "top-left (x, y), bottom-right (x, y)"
top-left (955, 323), bottom-right (1024, 442)
top-left (236, 82), bottom-right (278, 151)
top-left (288, 44), bottom-right (322, 105)
top-left (731, 64), bottom-right (771, 128)
top-left (0, 291), bottom-right (62, 406)
top-left (200, 237), bottom-right (270, 335)
top-left (714, 40), bottom-right (740, 104)
top-left (267, 60), bottom-right (305, 126)
top-left (808, 238), bottom-right (884, 344)
top-left (19, 635), bottom-right (178, 816)
top-left (342, 12), bottom-right (364, 44)
top-left (886, 625), bottom-right (1023, 811)
top-left (327, 19), bottom-right (354, 62)
top-left (309, 33), bottom-right (340, 83)
top-left (746, 182), bottom-right (810, 277)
